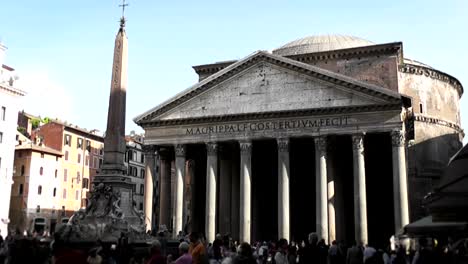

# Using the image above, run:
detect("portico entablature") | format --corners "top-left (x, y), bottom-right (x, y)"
top-left (143, 108), bottom-right (403, 145)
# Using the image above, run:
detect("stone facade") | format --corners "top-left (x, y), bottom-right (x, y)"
top-left (135, 35), bottom-right (463, 247)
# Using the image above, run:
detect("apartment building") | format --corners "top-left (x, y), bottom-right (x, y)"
top-left (9, 141), bottom-right (62, 234)
top-left (0, 42), bottom-right (26, 235)
top-left (124, 132), bottom-right (146, 212)
top-left (33, 121), bottom-right (104, 217)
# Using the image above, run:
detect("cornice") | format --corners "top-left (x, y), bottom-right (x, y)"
top-left (0, 83), bottom-right (26, 97)
top-left (413, 114), bottom-right (464, 135)
top-left (136, 52), bottom-right (402, 125)
top-left (285, 42), bottom-right (403, 63)
top-left (399, 63), bottom-right (463, 97)
top-left (140, 103), bottom-right (401, 128)
top-left (193, 60), bottom-right (237, 75)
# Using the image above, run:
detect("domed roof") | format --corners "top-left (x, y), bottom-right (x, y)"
top-left (272, 34), bottom-right (375, 56)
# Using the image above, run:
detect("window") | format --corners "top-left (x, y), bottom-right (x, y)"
top-left (82, 178), bottom-right (89, 189)
top-left (76, 172), bottom-right (81, 184)
top-left (128, 166), bottom-right (132, 176)
top-left (133, 151), bottom-right (137, 161)
top-left (77, 154), bottom-right (81, 163)
top-left (85, 155), bottom-right (89, 166)
top-left (141, 169), bottom-right (145, 179)
top-left (64, 169), bottom-right (68, 182)
top-left (64, 134), bottom-right (71, 146)
top-left (65, 151), bottom-right (69, 161)
top-left (53, 188), bottom-right (57, 197)
top-left (419, 103), bottom-right (424, 113)
top-left (99, 146), bottom-right (103, 155)
top-left (86, 140), bottom-right (91, 151)
top-left (0, 132), bottom-right (3, 143)
top-left (141, 153), bottom-right (144, 163)
top-left (19, 184), bottom-right (23, 195)
top-left (99, 158), bottom-right (103, 168)
top-left (63, 189), bottom-right (67, 199)
top-left (55, 170), bottom-right (58, 178)
top-left (140, 184), bottom-right (144, 195)
top-left (127, 150), bottom-right (133, 161)
top-left (40, 167), bottom-right (43, 175)
top-left (94, 157), bottom-right (98, 168)
top-left (38, 185), bottom-right (42, 195)
top-left (21, 165), bottom-right (25, 176)
top-left (36, 205), bottom-right (40, 213)
top-left (77, 138), bottom-right (83, 149)
top-left (139, 203), bottom-right (143, 211)
top-left (75, 190), bottom-right (79, 200)
top-left (133, 167), bottom-right (138, 177)
top-left (1, 106), bottom-right (5, 121)
top-left (41, 153), bottom-right (44, 158)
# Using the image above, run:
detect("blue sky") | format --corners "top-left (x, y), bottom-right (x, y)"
top-left (1, 0), bottom-right (467, 142)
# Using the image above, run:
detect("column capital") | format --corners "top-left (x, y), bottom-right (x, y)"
top-left (175, 144), bottom-right (187, 157)
top-left (239, 141), bottom-right (252, 155)
top-left (277, 138), bottom-right (290, 153)
top-left (314, 136), bottom-right (328, 154)
top-left (206, 142), bottom-right (218, 156)
top-left (158, 147), bottom-right (172, 161)
top-left (391, 130), bottom-right (406, 147)
top-left (351, 134), bottom-right (364, 150)
top-left (142, 145), bottom-right (156, 156)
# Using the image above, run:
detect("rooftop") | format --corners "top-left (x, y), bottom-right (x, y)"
top-left (272, 34), bottom-right (375, 56)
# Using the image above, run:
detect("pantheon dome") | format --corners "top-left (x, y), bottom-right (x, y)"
top-left (272, 34), bottom-right (375, 56)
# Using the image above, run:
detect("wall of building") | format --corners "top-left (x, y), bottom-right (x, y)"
top-left (124, 137), bottom-right (146, 211)
top-left (399, 69), bottom-right (461, 125)
top-left (0, 51), bottom-right (25, 235)
top-left (299, 52), bottom-right (400, 92)
top-left (9, 148), bottom-right (62, 233)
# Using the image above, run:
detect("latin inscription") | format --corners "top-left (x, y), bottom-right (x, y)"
top-left (186, 116), bottom-right (350, 135)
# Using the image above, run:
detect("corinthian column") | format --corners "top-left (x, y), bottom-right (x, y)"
top-left (174, 144), bottom-right (186, 236)
top-left (239, 141), bottom-right (252, 243)
top-left (277, 138), bottom-right (290, 241)
top-left (315, 136), bottom-right (329, 244)
top-left (391, 130), bottom-right (409, 234)
top-left (143, 145), bottom-right (156, 232)
top-left (352, 134), bottom-right (368, 245)
top-left (206, 142), bottom-right (218, 243)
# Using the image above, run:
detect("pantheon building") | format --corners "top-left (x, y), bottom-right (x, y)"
top-left (135, 35), bottom-right (464, 247)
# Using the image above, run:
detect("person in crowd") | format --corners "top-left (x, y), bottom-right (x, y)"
top-left (175, 241), bottom-right (193, 264)
top-left (328, 240), bottom-right (342, 264)
top-left (87, 247), bottom-right (103, 264)
top-left (288, 242), bottom-right (297, 264)
top-left (147, 240), bottom-right (166, 264)
top-left (190, 232), bottom-right (208, 264)
top-left (258, 241), bottom-right (269, 264)
top-left (274, 238), bottom-right (288, 264)
top-left (232, 242), bottom-right (256, 264)
top-left (209, 233), bottom-right (224, 264)
top-left (346, 241), bottom-right (363, 264)
top-left (412, 238), bottom-right (435, 264)
top-left (317, 239), bottom-right (328, 264)
top-left (299, 233), bottom-right (320, 264)
top-left (363, 244), bottom-right (376, 263)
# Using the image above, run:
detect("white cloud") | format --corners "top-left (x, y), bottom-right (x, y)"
top-left (17, 70), bottom-right (74, 121)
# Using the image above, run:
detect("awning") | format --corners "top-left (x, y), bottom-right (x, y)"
top-left (402, 216), bottom-right (468, 237)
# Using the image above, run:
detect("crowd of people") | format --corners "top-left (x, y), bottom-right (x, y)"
top-left (1, 229), bottom-right (468, 264)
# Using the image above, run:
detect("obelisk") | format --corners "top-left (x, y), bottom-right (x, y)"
top-left (56, 7), bottom-right (147, 245)
top-left (93, 15), bottom-right (137, 223)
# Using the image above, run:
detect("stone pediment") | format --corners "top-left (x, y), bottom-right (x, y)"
top-left (135, 51), bottom-right (401, 125)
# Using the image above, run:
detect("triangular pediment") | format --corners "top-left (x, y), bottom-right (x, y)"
top-left (135, 51), bottom-right (401, 124)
